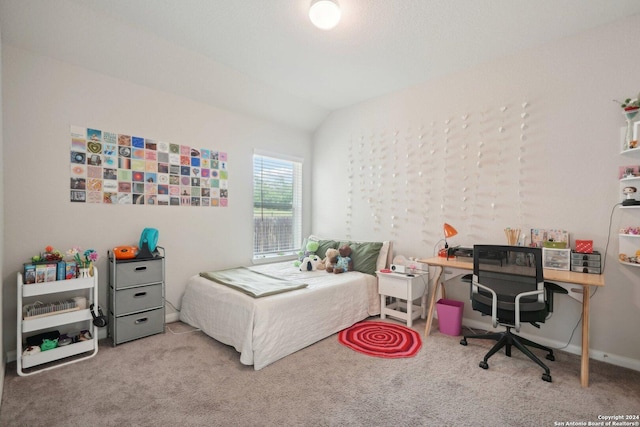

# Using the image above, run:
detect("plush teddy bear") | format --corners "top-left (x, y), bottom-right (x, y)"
top-left (320, 248), bottom-right (339, 272)
top-left (299, 255), bottom-right (321, 271)
top-left (328, 244), bottom-right (353, 274)
top-left (294, 240), bottom-right (319, 267)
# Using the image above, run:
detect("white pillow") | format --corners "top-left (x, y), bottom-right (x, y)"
top-left (376, 241), bottom-right (390, 271)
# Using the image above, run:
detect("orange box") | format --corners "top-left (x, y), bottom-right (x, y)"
top-left (575, 240), bottom-right (593, 254)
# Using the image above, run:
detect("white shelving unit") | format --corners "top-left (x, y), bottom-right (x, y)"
top-left (619, 144), bottom-right (640, 268)
top-left (16, 269), bottom-right (99, 376)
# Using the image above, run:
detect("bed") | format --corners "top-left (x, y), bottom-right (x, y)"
top-left (179, 239), bottom-right (391, 370)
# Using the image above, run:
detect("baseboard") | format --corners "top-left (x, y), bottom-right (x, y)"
top-left (461, 318), bottom-right (640, 372)
top-left (166, 312), bottom-right (180, 323)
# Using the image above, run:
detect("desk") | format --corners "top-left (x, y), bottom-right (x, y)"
top-left (418, 256), bottom-right (605, 388)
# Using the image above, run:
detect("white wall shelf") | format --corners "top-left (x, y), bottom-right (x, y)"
top-left (619, 144), bottom-right (640, 268)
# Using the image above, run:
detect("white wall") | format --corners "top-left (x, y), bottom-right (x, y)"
top-left (1, 45), bottom-right (312, 354)
top-left (312, 16), bottom-right (640, 369)
top-left (0, 21), bottom-right (6, 402)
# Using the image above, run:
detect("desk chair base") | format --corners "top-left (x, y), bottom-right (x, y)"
top-left (460, 326), bottom-right (554, 382)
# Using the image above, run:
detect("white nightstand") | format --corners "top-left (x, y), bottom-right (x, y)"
top-left (376, 270), bottom-right (429, 327)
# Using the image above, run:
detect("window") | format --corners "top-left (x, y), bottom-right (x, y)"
top-left (253, 152), bottom-right (302, 260)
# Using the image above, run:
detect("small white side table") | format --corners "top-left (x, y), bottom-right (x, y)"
top-left (376, 270), bottom-right (429, 327)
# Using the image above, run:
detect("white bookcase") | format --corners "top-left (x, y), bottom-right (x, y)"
top-left (16, 269), bottom-right (99, 376)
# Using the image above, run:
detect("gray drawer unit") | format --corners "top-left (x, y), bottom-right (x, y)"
top-left (113, 308), bottom-right (165, 345)
top-left (108, 247), bottom-right (165, 346)
top-left (571, 266), bottom-right (601, 274)
top-left (110, 283), bottom-right (163, 316)
top-left (113, 259), bottom-right (163, 289)
top-left (571, 251), bottom-right (601, 263)
top-left (570, 251), bottom-right (601, 274)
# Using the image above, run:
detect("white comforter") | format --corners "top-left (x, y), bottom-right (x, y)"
top-left (179, 261), bottom-right (380, 370)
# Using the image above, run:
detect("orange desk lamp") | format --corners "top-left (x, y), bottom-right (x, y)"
top-left (438, 223), bottom-right (458, 258)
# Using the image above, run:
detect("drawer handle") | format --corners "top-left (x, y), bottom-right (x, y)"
top-left (134, 292), bottom-right (147, 298)
top-left (135, 317), bottom-right (148, 324)
top-left (135, 266), bottom-right (147, 271)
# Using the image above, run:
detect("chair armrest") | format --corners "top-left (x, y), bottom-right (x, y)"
top-left (474, 281), bottom-right (498, 328)
top-left (544, 281), bottom-right (567, 312)
top-left (514, 289), bottom-right (544, 332)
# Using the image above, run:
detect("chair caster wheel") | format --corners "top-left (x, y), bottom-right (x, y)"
top-left (460, 339), bottom-right (467, 346)
top-left (542, 373), bottom-right (552, 382)
top-left (546, 354), bottom-right (555, 361)
top-left (479, 361), bottom-right (489, 369)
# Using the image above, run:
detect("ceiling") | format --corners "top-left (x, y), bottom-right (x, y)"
top-left (2, 0), bottom-right (640, 131)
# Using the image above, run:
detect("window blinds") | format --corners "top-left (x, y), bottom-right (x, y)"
top-left (253, 154), bottom-right (302, 258)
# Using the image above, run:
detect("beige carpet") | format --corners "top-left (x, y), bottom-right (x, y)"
top-left (2, 319), bottom-right (639, 426)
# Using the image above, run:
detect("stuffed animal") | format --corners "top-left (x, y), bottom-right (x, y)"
top-left (328, 245), bottom-right (353, 274)
top-left (299, 255), bottom-right (321, 271)
top-left (320, 248), bottom-right (339, 272)
top-left (294, 240), bottom-right (319, 267)
top-left (318, 248), bottom-right (339, 270)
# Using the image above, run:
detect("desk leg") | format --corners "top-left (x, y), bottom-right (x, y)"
top-left (424, 266), bottom-right (444, 336)
top-left (581, 285), bottom-right (590, 387)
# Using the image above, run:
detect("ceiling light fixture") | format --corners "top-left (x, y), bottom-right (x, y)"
top-left (309, 0), bottom-right (341, 30)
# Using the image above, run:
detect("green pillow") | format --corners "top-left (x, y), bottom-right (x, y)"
top-left (316, 240), bottom-right (339, 259)
top-left (339, 241), bottom-right (383, 275)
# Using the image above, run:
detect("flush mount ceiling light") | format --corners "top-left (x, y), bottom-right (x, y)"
top-left (309, 0), bottom-right (341, 30)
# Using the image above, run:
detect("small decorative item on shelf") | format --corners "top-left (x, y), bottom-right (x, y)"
top-left (622, 186), bottom-right (640, 206)
top-left (620, 226), bottom-right (640, 235)
top-left (31, 246), bottom-right (63, 263)
top-left (615, 93), bottom-right (640, 150)
top-left (28, 246), bottom-right (66, 283)
top-left (68, 247), bottom-right (99, 278)
top-left (619, 251), bottom-right (640, 264)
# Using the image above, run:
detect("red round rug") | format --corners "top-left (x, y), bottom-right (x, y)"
top-left (338, 321), bottom-right (422, 358)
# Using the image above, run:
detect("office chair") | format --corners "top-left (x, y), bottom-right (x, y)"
top-left (459, 245), bottom-right (567, 382)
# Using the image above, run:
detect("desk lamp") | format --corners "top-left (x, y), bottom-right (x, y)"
top-left (438, 223), bottom-right (458, 258)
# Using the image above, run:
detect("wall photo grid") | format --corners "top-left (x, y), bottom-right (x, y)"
top-left (69, 126), bottom-right (228, 207)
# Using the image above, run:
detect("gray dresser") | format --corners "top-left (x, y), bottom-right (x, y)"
top-left (108, 248), bottom-right (165, 345)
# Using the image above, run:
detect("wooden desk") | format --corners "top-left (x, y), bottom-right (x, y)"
top-left (418, 256), bottom-right (605, 388)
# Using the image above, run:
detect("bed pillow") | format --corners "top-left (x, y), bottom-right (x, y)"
top-left (377, 241), bottom-right (390, 271)
top-left (339, 241), bottom-right (384, 275)
top-left (302, 235), bottom-right (339, 260)
top-left (316, 239), bottom-right (340, 259)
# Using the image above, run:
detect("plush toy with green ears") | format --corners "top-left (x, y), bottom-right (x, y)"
top-left (294, 240), bottom-right (319, 267)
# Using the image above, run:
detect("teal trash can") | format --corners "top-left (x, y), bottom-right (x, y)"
top-left (436, 299), bottom-right (464, 336)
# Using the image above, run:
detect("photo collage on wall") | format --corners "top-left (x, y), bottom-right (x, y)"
top-left (70, 126), bottom-right (228, 206)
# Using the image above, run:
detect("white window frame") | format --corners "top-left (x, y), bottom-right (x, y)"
top-left (252, 150), bottom-right (303, 262)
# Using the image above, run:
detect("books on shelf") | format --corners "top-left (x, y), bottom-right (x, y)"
top-left (35, 264), bottom-right (47, 283)
top-left (24, 264), bottom-right (36, 284)
top-left (24, 260), bottom-right (82, 284)
top-left (65, 261), bottom-right (77, 280)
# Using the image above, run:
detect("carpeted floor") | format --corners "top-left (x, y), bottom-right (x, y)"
top-left (2, 319), bottom-right (639, 426)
